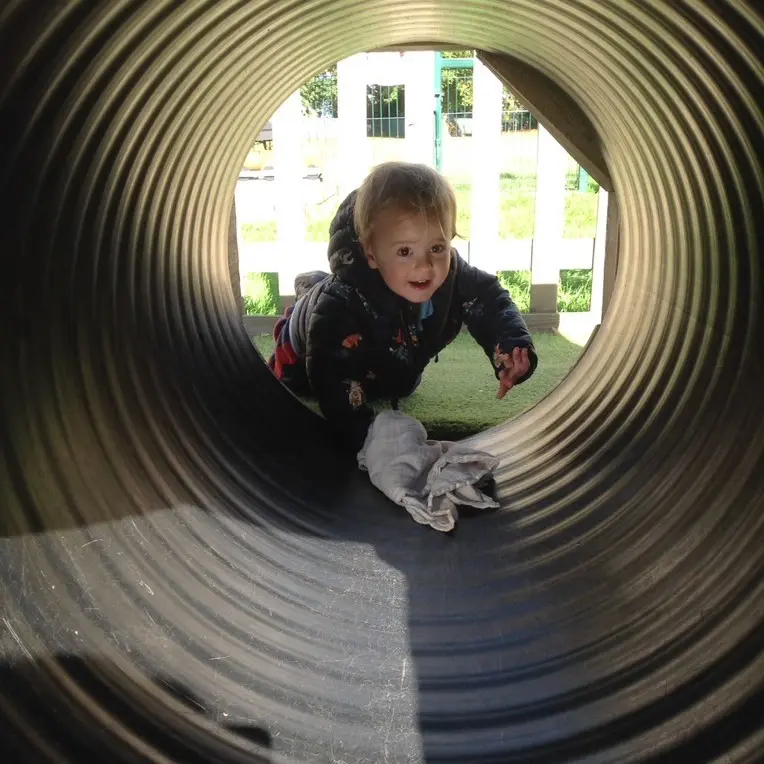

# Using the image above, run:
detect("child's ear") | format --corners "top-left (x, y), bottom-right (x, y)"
top-left (361, 240), bottom-right (379, 270)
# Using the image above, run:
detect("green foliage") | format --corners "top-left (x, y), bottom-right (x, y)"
top-left (297, 51), bottom-right (527, 127)
top-left (242, 295), bottom-right (259, 314)
top-left (566, 168), bottom-right (601, 194)
top-left (498, 270), bottom-right (532, 312)
top-left (371, 84), bottom-right (403, 104)
top-left (439, 50), bottom-right (522, 116)
top-left (441, 50), bottom-right (473, 59)
top-left (300, 66), bottom-right (338, 117)
top-left (441, 67), bottom-right (474, 114)
top-left (558, 269), bottom-right (592, 312)
top-left (366, 84), bottom-right (406, 137)
top-left (243, 272), bottom-right (280, 315)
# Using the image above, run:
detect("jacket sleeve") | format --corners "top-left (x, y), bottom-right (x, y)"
top-left (454, 253), bottom-right (538, 383)
top-left (305, 290), bottom-right (376, 452)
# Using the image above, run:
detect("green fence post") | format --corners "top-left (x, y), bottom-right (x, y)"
top-left (434, 52), bottom-right (443, 170)
top-left (578, 166), bottom-right (590, 192)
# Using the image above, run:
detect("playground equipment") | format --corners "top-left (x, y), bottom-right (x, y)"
top-left (1, 1), bottom-right (762, 762)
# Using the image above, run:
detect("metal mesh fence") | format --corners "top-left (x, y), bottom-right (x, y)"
top-left (366, 84), bottom-right (405, 138)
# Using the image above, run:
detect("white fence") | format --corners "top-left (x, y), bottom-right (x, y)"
top-left (236, 51), bottom-right (609, 319)
top-left (239, 237), bottom-right (598, 294)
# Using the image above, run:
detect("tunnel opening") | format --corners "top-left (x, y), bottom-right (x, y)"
top-left (233, 51), bottom-right (601, 443)
top-left (1, 1), bottom-right (763, 763)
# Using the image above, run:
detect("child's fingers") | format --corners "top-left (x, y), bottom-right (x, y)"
top-left (496, 370), bottom-right (515, 399)
top-left (495, 347), bottom-right (532, 400)
top-left (518, 349), bottom-right (530, 377)
top-left (510, 348), bottom-right (528, 377)
top-left (501, 378), bottom-right (515, 398)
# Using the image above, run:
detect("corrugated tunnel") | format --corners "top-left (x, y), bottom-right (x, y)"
top-left (1, 1), bottom-right (763, 762)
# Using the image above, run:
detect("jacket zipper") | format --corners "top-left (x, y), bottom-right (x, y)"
top-left (391, 310), bottom-right (412, 411)
top-left (400, 309), bottom-right (417, 366)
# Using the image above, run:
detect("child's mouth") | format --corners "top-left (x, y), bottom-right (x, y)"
top-left (409, 279), bottom-right (432, 290)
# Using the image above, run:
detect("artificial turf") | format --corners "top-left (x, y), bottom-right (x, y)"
top-left (252, 330), bottom-right (583, 441)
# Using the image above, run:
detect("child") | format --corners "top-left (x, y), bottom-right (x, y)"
top-left (268, 161), bottom-right (537, 451)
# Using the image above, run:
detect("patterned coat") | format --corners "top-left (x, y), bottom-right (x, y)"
top-left (286, 190), bottom-right (538, 450)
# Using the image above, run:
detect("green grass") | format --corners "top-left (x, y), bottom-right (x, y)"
top-left (453, 182), bottom-right (538, 240)
top-left (241, 221), bottom-right (277, 242)
top-left (240, 177), bottom-right (599, 244)
top-left (498, 270), bottom-right (531, 312)
top-left (496, 269), bottom-right (593, 313)
top-left (240, 131), bottom-right (600, 244)
top-left (252, 330), bottom-right (583, 440)
top-left (558, 269), bottom-right (593, 312)
top-left (243, 272), bottom-right (280, 315)
top-left (241, 268), bottom-right (594, 316)
top-left (564, 191), bottom-right (599, 238)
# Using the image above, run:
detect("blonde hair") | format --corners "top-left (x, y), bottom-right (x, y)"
top-left (353, 162), bottom-right (458, 243)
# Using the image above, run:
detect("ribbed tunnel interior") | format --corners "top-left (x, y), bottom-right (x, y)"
top-left (1, 1), bottom-right (763, 762)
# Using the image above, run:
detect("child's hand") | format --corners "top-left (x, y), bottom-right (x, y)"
top-left (496, 347), bottom-right (531, 400)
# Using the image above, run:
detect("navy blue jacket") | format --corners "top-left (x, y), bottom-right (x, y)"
top-left (288, 191), bottom-right (538, 450)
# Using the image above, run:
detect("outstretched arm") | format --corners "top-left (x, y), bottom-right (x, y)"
top-left (454, 253), bottom-right (538, 387)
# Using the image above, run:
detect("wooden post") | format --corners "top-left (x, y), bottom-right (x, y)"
top-left (531, 125), bottom-right (568, 313)
top-left (470, 58), bottom-right (503, 266)
top-left (228, 199), bottom-right (244, 314)
top-left (602, 191), bottom-right (620, 318)
top-left (590, 188), bottom-right (608, 320)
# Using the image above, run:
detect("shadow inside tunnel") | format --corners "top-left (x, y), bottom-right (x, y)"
top-left (0, 351), bottom-right (642, 764)
top-left (0, 457), bottom-right (643, 761)
top-left (3, 317), bottom-right (762, 762)
top-left (0, 654), bottom-right (272, 763)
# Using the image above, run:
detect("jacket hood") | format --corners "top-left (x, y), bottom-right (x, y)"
top-left (327, 191), bottom-right (369, 279)
top-left (326, 188), bottom-right (458, 318)
top-left (327, 189), bottom-right (411, 315)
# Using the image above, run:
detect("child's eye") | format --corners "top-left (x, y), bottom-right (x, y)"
top-left (431, 244), bottom-right (446, 254)
top-left (397, 247), bottom-right (412, 258)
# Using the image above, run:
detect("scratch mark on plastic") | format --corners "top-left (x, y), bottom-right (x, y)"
top-left (2, 617), bottom-right (32, 660)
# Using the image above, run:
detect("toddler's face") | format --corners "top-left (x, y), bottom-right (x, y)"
top-left (363, 206), bottom-right (452, 304)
